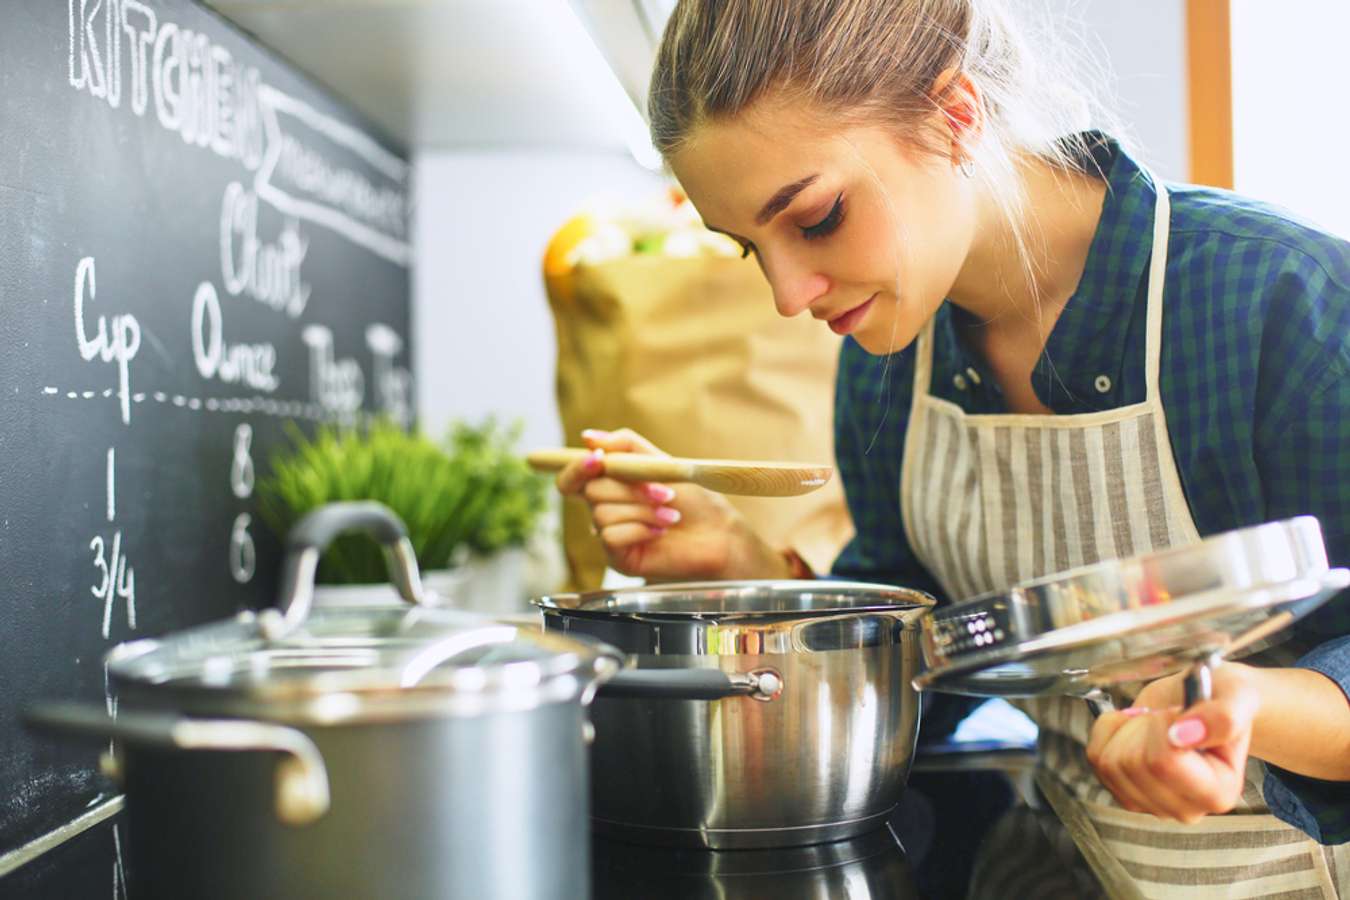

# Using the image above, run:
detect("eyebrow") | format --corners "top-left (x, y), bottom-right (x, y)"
top-left (754, 174), bottom-right (819, 225)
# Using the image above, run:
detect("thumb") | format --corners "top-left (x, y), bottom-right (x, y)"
top-left (1166, 693), bottom-right (1257, 751)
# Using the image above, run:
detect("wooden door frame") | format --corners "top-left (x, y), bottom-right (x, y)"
top-left (1186, 0), bottom-right (1234, 188)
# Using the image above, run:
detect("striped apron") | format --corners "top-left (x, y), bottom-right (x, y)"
top-left (901, 176), bottom-right (1347, 898)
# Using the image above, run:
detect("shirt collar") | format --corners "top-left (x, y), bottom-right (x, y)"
top-left (926, 134), bottom-right (1160, 412)
top-left (1030, 133), bottom-right (1159, 411)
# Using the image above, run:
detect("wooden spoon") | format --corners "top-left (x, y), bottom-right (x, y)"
top-left (526, 448), bottom-right (833, 497)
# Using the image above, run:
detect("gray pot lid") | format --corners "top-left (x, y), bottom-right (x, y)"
top-left (106, 603), bottom-right (619, 723)
top-left (536, 579), bottom-right (936, 620)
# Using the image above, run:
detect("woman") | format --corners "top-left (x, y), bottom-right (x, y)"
top-left (556, 1), bottom-right (1350, 895)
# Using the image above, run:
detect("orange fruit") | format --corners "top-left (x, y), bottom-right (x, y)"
top-left (543, 213), bottom-right (596, 278)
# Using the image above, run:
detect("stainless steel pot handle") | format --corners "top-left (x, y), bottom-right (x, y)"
top-left (1082, 653), bottom-right (1220, 718)
top-left (262, 501), bottom-right (426, 640)
top-left (26, 702), bottom-right (331, 827)
top-left (1182, 652), bottom-right (1221, 707)
top-left (598, 667), bottom-right (784, 702)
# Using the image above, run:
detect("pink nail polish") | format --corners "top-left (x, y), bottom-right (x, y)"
top-left (582, 429), bottom-right (609, 441)
top-left (1168, 718), bottom-right (1207, 748)
top-left (655, 507), bottom-right (682, 525)
top-left (584, 449), bottom-right (605, 473)
top-left (646, 484), bottom-right (676, 504)
top-left (1120, 707), bottom-right (1150, 718)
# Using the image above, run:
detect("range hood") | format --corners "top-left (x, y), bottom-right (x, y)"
top-left (568, 0), bottom-right (676, 120)
top-left (208, 0), bottom-right (674, 155)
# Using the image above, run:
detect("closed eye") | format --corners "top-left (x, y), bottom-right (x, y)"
top-left (801, 194), bottom-right (844, 240)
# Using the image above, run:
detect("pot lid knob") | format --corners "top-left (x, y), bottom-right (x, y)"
top-left (259, 502), bottom-right (426, 641)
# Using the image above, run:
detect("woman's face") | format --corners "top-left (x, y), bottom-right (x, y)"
top-left (670, 103), bottom-right (977, 355)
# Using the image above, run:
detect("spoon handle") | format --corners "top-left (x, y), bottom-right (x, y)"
top-left (526, 449), bottom-right (695, 484)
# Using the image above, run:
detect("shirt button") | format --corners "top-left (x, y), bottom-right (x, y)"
top-left (953, 374), bottom-right (968, 391)
top-left (1094, 374), bottom-right (1112, 394)
top-left (966, 367), bottom-right (982, 385)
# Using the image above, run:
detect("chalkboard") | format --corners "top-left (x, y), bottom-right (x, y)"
top-left (0, 0), bottom-right (412, 885)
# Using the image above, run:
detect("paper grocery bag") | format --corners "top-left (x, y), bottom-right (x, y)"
top-left (546, 253), bottom-right (854, 590)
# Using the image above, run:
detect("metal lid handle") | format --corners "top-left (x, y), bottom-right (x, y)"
top-left (262, 501), bottom-right (426, 641)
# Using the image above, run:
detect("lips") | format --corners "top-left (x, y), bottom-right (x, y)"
top-left (826, 294), bottom-right (876, 336)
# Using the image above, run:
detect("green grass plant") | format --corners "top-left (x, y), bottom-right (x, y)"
top-left (258, 418), bottom-right (548, 584)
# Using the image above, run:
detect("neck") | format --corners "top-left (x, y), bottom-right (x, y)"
top-left (947, 155), bottom-right (1107, 347)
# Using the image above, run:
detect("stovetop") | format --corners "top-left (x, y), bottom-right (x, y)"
top-left (591, 825), bottom-right (917, 899)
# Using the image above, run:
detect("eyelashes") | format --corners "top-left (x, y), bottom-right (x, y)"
top-left (801, 193), bottom-right (844, 240)
top-left (734, 191), bottom-right (845, 258)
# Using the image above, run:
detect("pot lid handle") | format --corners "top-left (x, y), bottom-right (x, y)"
top-left (260, 502), bottom-right (426, 641)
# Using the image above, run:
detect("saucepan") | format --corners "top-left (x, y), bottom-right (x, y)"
top-left (27, 502), bottom-right (620, 900)
top-left (536, 580), bottom-right (934, 848)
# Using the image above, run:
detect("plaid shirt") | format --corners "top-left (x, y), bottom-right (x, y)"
top-left (831, 135), bottom-right (1350, 843)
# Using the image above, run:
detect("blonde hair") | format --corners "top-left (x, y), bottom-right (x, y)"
top-left (649, 0), bottom-right (1124, 325)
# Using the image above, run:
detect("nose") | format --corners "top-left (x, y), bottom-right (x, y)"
top-left (761, 253), bottom-right (830, 319)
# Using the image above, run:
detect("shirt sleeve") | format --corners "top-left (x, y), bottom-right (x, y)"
top-left (1261, 637), bottom-right (1350, 844)
top-left (828, 338), bottom-right (948, 603)
top-left (1253, 255), bottom-right (1350, 844)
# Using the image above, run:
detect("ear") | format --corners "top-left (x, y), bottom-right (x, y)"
top-left (929, 67), bottom-right (984, 168)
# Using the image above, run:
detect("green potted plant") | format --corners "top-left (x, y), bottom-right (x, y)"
top-left (258, 418), bottom-right (549, 612)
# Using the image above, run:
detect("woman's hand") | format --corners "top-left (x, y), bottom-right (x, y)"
top-left (1086, 663), bottom-right (1261, 823)
top-left (553, 428), bottom-right (791, 582)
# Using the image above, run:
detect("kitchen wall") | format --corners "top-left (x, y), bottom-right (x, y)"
top-left (412, 150), bottom-right (663, 451)
top-left (412, 0), bottom-right (1189, 452)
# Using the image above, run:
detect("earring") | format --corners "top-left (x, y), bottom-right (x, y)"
top-left (958, 157), bottom-right (975, 179)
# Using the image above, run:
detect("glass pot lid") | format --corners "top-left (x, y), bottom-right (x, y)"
top-left (106, 503), bottom-right (618, 722)
top-left (915, 517), bottom-right (1349, 698)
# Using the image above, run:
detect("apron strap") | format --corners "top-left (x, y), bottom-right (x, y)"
top-left (1143, 175), bottom-right (1170, 403)
top-left (912, 317), bottom-right (936, 398)
top-left (1035, 769), bottom-right (1147, 900)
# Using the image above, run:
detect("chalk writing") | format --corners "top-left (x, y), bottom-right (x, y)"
top-left (302, 325), bottom-right (364, 417)
top-left (69, 0), bottom-right (264, 167)
top-left (366, 323), bottom-right (412, 427)
top-left (229, 512), bottom-right (256, 584)
top-left (74, 257), bottom-right (140, 425)
top-left (220, 182), bottom-right (310, 318)
top-left (230, 424), bottom-right (254, 499)
top-left (255, 86), bottom-right (410, 265)
top-left (192, 281), bottom-right (279, 391)
top-left (229, 422), bottom-right (255, 584)
top-left (91, 447), bottom-right (135, 639)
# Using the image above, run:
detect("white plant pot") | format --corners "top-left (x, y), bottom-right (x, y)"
top-left (309, 554), bottom-right (532, 617)
top-left (311, 568), bottom-right (472, 609)
top-left (456, 548), bottom-right (531, 615)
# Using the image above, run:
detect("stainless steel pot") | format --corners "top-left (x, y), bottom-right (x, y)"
top-left (28, 502), bottom-right (619, 900)
top-left (535, 580), bottom-right (935, 849)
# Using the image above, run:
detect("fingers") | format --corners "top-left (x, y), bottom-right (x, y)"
top-left (582, 427), bottom-right (667, 457)
top-left (561, 468), bottom-right (682, 556)
top-left (556, 447), bottom-right (605, 496)
top-left (1090, 712), bottom-right (1165, 815)
top-left (1168, 693), bottom-right (1257, 752)
top-left (1087, 707), bottom-right (1147, 763)
top-left (1132, 714), bottom-right (1227, 822)
top-left (585, 478), bottom-right (676, 507)
top-left (594, 502), bottom-right (681, 531)
top-left (1089, 707), bottom-right (1246, 823)
top-left (597, 521), bottom-right (666, 549)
